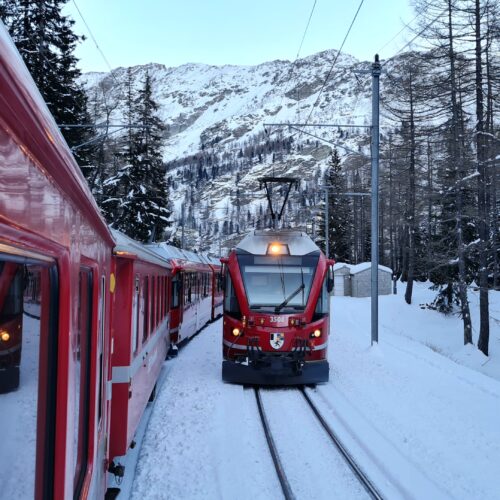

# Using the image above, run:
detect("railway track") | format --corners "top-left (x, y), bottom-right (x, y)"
top-left (254, 387), bottom-right (383, 500)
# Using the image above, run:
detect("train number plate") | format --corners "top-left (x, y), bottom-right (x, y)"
top-left (270, 332), bottom-right (285, 350)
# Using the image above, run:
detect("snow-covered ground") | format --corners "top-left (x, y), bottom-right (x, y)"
top-left (0, 314), bottom-right (40, 499)
top-left (129, 283), bottom-right (500, 499)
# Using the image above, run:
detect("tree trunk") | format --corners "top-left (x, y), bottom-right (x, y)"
top-left (474, 0), bottom-right (490, 355)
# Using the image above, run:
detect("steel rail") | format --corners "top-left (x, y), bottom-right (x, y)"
top-left (300, 388), bottom-right (384, 500)
top-left (254, 388), bottom-right (296, 500)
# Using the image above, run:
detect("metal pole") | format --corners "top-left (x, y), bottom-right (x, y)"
top-left (371, 54), bottom-right (381, 345)
top-left (181, 205), bottom-right (185, 249)
top-left (325, 187), bottom-right (329, 260)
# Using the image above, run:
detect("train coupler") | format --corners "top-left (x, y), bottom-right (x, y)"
top-left (108, 460), bottom-right (125, 479)
top-left (246, 337), bottom-right (261, 363)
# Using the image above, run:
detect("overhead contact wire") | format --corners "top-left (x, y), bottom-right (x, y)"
top-left (303, 0), bottom-right (366, 127)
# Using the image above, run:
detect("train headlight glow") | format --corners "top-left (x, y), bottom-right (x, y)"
top-left (267, 243), bottom-right (289, 255)
top-left (313, 329), bottom-right (321, 338)
top-left (232, 328), bottom-right (240, 336)
top-left (1, 331), bottom-right (10, 342)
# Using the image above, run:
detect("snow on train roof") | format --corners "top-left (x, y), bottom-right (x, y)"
top-left (145, 242), bottom-right (219, 266)
top-left (146, 242), bottom-right (186, 260)
top-left (236, 230), bottom-right (320, 256)
top-left (111, 229), bottom-right (171, 268)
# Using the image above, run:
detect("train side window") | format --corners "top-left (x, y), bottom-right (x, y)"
top-left (186, 274), bottom-right (192, 304)
top-left (151, 276), bottom-right (156, 331)
top-left (160, 277), bottom-right (164, 321)
top-left (143, 276), bottom-right (149, 343)
top-left (73, 269), bottom-right (92, 497)
top-left (156, 276), bottom-right (161, 325)
top-left (98, 275), bottom-right (106, 423)
top-left (223, 270), bottom-right (241, 319)
top-left (0, 258), bottom-right (58, 499)
top-left (132, 276), bottom-right (140, 354)
top-left (171, 276), bottom-right (180, 308)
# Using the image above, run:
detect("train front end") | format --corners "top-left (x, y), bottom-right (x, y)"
top-left (222, 230), bottom-right (334, 385)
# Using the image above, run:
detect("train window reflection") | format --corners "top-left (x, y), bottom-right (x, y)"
top-left (0, 261), bottom-right (49, 498)
top-left (237, 255), bottom-right (319, 311)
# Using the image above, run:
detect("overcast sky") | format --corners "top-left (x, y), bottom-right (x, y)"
top-left (63, 0), bottom-right (416, 73)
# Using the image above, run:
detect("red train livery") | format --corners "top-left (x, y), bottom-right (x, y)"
top-left (108, 231), bottom-right (171, 464)
top-left (221, 230), bottom-right (334, 385)
top-left (146, 244), bottom-right (223, 349)
top-left (0, 23), bottom-right (221, 499)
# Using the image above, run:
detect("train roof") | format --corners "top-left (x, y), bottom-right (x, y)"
top-left (112, 230), bottom-right (172, 268)
top-left (235, 230), bottom-right (320, 256)
top-left (146, 242), bottom-right (220, 269)
top-left (146, 242), bottom-right (187, 261)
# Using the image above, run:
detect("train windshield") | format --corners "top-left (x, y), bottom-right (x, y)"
top-left (237, 254), bottom-right (319, 312)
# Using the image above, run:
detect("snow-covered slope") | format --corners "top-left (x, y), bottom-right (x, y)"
top-left (81, 50), bottom-right (379, 252)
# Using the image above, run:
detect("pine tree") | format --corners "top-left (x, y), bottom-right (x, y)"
top-left (0, 0), bottom-right (94, 168)
top-left (105, 71), bottom-right (171, 242)
top-left (316, 148), bottom-right (351, 261)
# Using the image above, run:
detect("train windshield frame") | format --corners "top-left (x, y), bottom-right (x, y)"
top-left (237, 253), bottom-right (319, 313)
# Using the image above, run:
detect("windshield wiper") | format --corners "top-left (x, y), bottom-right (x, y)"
top-left (275, 284), bottom-right (305, 313)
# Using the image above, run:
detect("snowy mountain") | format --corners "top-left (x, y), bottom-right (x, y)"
top-left (81, 50), bottom-right (382, 253)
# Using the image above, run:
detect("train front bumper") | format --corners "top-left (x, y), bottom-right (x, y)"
top-left (222, 358), bottom-right (329, 386)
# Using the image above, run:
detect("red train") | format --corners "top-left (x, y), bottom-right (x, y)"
top-left (146, 243), bottom-right (223, 350)
top-left (0, 23), bottom-right (220, 499)
top-left (221, 230), bottom-right (334, 385)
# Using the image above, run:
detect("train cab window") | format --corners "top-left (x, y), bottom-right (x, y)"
top-left (0, 257), bottom-right (58, 499)
top-left (73, 269), bottom-right (92, 497)
top-left (171, 276), bottom-right (180, 308)
top-left (223, 270), bottom-right (241, 319)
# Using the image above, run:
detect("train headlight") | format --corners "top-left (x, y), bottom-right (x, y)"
top-left (312, 329), bottom-right (321, 338)
top-left (1, 331), bottom-right (10, 342)
top-left (267, 243), bottom-right (289, 256)
top-left (232, 328), bottom-right (240, 336)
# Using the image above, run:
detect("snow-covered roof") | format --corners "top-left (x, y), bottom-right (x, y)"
top-left (349, 262), bottom-right (393, 275)
top-left (236, 229), bottom-right (319, 256)
top-left (146, 242), bottom-right (187, 260)
top-left (112, 229), bottom-right (172, 268)
top-left (333, 262), bottom-right (353, 271)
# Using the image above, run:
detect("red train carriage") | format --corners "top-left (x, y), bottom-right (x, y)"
top-left (108, 230), bottom-right (171, 467)
top-left (0, 23), bottom-right (114, 499)
top-left (147, 244), bottom-right (215, 348)
top-left (221, 230), bottom-right (334, 385)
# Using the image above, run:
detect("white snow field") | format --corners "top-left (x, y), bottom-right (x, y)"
top-left (130, 283), bottom-right (500, 500)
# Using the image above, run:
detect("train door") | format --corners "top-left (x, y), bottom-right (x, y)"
top-left (73, 268), bottom-right (93, 498)
top-left (0, 252), bottom-right (58, 499)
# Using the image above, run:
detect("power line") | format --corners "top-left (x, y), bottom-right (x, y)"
top-left (376, 12), bottom-right (423, 54)
top-left (71, 0), bottom-right (120, 86)
top-left (302, 0), bottom-right (366, 127)
top-left (277, 0), bottom-right (318, 120)
top-left (384, 7), bottom-right (448, 63)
